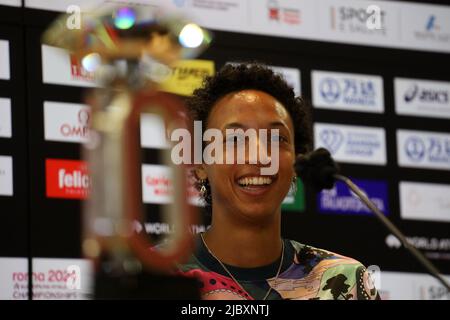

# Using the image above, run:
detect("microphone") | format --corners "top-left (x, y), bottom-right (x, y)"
top-left (295, 147), bottom-right (339, 191)
top-left (295, 148), bottom-right (450, 292)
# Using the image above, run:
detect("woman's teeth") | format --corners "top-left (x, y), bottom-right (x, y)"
top-left (237, 176), bottom-right (273, 186)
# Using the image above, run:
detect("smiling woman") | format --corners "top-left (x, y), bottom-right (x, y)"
top-left (175, 63), bottom-right (380, 300)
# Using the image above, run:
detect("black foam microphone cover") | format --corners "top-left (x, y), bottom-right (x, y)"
top-left (295, 148), bottom-right (340, 191)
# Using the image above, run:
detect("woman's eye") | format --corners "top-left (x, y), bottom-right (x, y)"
top-left (271, 135), bottom-right (287, 143)
top-left (225, 134), bottom-right (244, 143)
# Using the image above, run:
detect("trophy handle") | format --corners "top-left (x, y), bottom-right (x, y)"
top-left (123, 90), bottom-right (197, 271)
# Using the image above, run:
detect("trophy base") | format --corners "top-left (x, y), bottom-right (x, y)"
top-left (94, 269), bottom-right (201, 300)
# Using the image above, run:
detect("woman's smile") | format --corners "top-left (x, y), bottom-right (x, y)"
top-left (235, 173), bottom-right (278, 197)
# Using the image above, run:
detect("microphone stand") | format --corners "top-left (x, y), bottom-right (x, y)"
top-left (334, 174), bottom-right (450, 292)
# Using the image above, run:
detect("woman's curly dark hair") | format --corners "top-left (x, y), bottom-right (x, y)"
top-left (187, 62), bottom-right (313, 210)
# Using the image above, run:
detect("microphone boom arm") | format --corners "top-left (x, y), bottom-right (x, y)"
top-left (334, 174), bottom-right (450, 292)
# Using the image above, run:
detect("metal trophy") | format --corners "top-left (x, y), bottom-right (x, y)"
top-left (42, 4), bottom-right (211, 298)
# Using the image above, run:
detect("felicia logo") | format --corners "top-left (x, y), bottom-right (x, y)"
top-left (46, 159), bottom-right (89, 199)
top-left (58, 168), bottom-right (90, 189)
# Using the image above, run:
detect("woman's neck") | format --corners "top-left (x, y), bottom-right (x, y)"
top-left (203, 209), bottom-right (283, 268)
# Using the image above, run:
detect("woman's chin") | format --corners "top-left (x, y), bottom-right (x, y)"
top-left (235, 202), bottom-right (281, 222)
top-left (224, 185), bottom-right (287, 221)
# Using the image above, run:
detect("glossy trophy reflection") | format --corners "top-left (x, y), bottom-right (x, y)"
top-left (42, 4), bottom-right (212, 298)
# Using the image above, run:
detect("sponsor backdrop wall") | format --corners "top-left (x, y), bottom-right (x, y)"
top-left (0, 0), bottom-right (449, 300)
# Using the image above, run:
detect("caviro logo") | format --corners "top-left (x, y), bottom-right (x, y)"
top-left (46, 159), bottom-right (89, 199)
top-left (142, 164), bottom-right (173, 204)
top-left (142, 165), bottom-right (205, 206)
top-left (44, 102), bottom-right (91, 143)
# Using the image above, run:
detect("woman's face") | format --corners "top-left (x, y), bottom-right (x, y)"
top-left (200, 89), bottom-right (296, 222)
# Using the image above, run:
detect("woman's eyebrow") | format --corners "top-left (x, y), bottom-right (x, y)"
top-left (223, 122), bottom-right (290, 130)
top-left (269, 121), bottom-right (289, 129)
top-left (223, 122), bottom-right (246, 129)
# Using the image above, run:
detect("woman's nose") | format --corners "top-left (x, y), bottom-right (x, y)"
top-left (246, 135), bottom-right (272, 166)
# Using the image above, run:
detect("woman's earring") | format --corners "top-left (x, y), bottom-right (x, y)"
top-left (291, 176), bottom-right (298, 195)
top-left (199, 179), bottom-right (208, 198)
